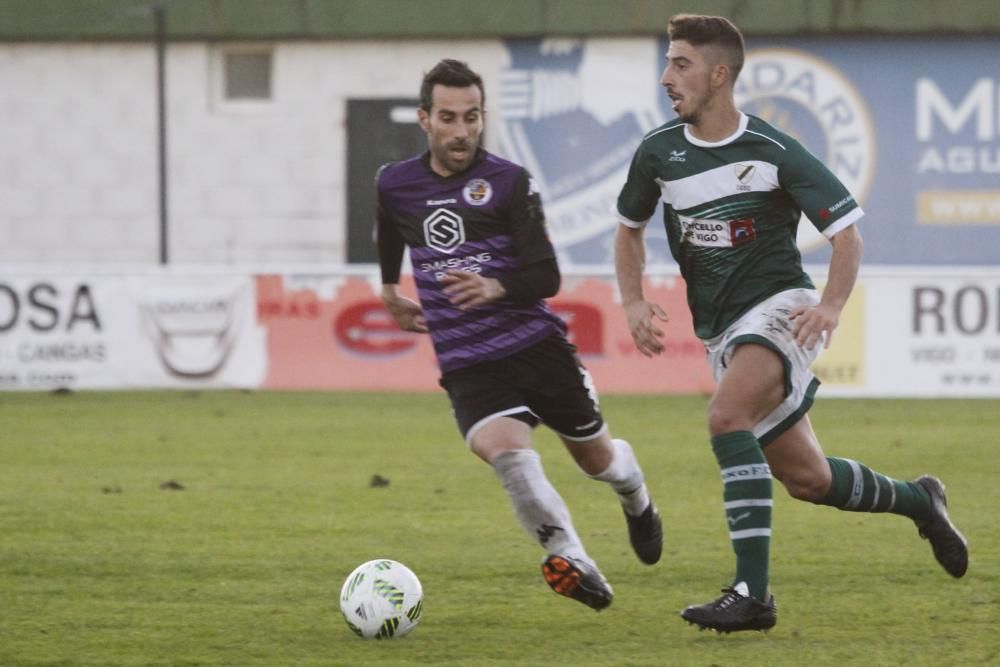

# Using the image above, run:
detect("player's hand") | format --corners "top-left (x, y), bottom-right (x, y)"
top-left (624, 300), bottom-right (669, 357)
top-left (439, 269), bottom-right (505, 310)
top-left (382, 295), bottom-right (429, 333)
top-left (789, 302), bottom-right (839, 349)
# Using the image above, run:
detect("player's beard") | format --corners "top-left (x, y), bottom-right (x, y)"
top-left (675, 91), bottom-right (709, 125)
top-left (433, 139), bottom-right (476, 175)
top-left (670, 76), bottom-right (713, 125)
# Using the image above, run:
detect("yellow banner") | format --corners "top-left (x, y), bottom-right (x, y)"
top-left (811, 283), bottom-right (865, 387)
top-left (917, 190), bottom-right (1000, 225)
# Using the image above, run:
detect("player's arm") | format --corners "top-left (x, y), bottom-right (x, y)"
top-left (778, 138), bottom-right (864, 349)
top-left (442, 169), bottom-right (560, 309)
top-left (615, 223), bottom-right (668, 357)
top-left (614, 145), bottom-right (669, 357)
top-left (790, 223), bottom-right (862, 349)
top-left (440, 258), bottom-right (559, 310)
top-left (376, 187), bottom-right (428, 334)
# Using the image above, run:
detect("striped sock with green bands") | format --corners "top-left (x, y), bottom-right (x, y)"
top-left (821, 457), bottom-right (932, 520)
top-left (711, 430), bottom-right (772, 601)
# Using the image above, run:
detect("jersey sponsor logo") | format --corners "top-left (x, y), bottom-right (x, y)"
top-left (820, 194), bottom-right (856, 220)
top-left (419, 253), bottom-right (492, 279)
top-left (426, 198), bottom-right (457, 205)
top-left (730, 218), bottom-right (757, 246)
top-left (735, 48), bottom-right (875, 251)
top-left (680, 216), bottom-right (729, 247)
top-left (422, 208), bottom-right (465, 254)
top-left (680, 215), bottom-right (758, 248)
top-left (669, 149), bottom-right (688, 162)
top-left (462, 179), bottom-right (493, 206)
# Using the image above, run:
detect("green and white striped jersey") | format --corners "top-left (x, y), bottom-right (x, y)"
top-left (617, 112), bottom-right (863, 339)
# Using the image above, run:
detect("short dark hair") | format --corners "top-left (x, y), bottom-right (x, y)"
top-left (419, 59), bottom-right (485, 112)
top-left (667, 14), bottom-right (745, 81)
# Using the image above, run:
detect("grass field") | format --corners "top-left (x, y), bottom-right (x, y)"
top-left (1, 390), bottom-right (997, 666)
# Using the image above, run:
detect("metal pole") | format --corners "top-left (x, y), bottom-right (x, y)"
top-left (153, 5), bottom-right (168, 265)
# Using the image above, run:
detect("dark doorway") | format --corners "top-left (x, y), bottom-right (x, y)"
top-left (346, 98), bottom-right (425, 263)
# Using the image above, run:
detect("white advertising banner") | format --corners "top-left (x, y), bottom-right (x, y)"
top-left (2, 271), bottom-right (997, 397)
top-left (0, 275), bottom-right (266, 391)
top-left (868, 273), bottom-right (1000, 397)
top-left (815, 270), bottom-right (1000, 398)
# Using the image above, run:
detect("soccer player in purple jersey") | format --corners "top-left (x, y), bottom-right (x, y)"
top-left (376, 59), bottom-right (662, 611)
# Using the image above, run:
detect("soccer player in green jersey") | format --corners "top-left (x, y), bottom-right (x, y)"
top-left (614, 14), bottom-right (968, 633)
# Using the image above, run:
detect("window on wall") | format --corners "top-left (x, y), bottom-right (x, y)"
top-left (213, 45), bottom-right (273, 111)
top-left (225, 51), bottom-right (271, 99)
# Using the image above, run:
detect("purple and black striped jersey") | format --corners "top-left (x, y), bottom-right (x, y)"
top-left (377, 149), bottom-right (566, 374)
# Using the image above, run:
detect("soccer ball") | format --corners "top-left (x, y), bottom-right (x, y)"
top-left (339, 559), bottom-right (424, 639)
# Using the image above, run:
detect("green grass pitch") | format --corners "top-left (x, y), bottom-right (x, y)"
top-left (1, 391), bottom-right (997, 666)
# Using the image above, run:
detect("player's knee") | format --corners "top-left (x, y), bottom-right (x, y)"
top-left (706, 402), bottom-right (752, 436)
top-left (779, 468), bottom-right (831, 502)
top-left (569, 441), bottom-right (612, 476)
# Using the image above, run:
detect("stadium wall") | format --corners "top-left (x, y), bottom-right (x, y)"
top-left (1, 2), bottom-right (998, 396)
top-left (2, 0), bottom-right (999, 40)
top-left (3, 35), bottom-right (1000, 266)
top-left (0, 0), bottom-right (1000, 41)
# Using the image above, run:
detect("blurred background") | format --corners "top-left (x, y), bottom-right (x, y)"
top-left (1, 0), bottom-right (998, 396)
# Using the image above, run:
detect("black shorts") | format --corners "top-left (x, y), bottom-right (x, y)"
top-left (439, 334), bottom-right (605, 443)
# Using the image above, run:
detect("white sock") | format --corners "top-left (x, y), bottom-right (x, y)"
top-left (492, 448), bottom-right (588, 562)
top-left (587, 438), bottom-right (650, 516)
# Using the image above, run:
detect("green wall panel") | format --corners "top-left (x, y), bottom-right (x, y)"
top-left (0, 0), bottom-right (997, 41)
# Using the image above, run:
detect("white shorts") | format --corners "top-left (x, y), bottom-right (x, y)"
top-left (703, 288), bottom-right (822, 445)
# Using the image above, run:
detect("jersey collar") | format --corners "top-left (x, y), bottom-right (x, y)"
top-left (682, 112), bottom-right (749, 148)
top-left (420, 147), bottom-right (488, 180)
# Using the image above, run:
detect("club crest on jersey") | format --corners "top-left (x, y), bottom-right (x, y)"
top-left (462, 179), bottom-right (493, 206)
top-left (734, 164), bottom-right (755, 184)
top-left (423, 208), bottom-right (465, 254)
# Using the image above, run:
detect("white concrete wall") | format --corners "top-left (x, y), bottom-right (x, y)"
top-left (0, 40), bottom-right (506, 266)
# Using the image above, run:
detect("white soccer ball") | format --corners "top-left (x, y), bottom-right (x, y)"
top-left (339, 559), bottom-right (424, 639)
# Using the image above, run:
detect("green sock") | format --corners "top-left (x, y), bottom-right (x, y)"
top-left (820, 457), bottom-right (931, 520)
top-left (711, 431), bottom-right (772, 601)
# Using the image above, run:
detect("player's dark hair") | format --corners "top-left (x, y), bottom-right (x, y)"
top-left (419, 59), bottom-right (486, 112)
top-left (667, 14), bottom-right (745, 81)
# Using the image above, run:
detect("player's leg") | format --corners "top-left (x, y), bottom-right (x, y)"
top-left (470, 415), bottom-right (612, 610)
top-left (706, 342), bottom-right (783, 599)
top-left (527, 336), bottom-right (662, 565)
top-left (443, 354), bottom-right (612, 610)
top-left (766, 415), bottom-right (968, 578)
top-left (471, 417), bottom-right (589, 563)
top-left (680, 342), bottom-right (782, 633)
top-left (562, 432), bottom-right (662, 566)
top-left (682, 290), bottom-right (830, 632)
